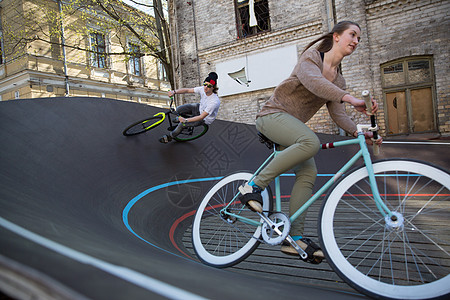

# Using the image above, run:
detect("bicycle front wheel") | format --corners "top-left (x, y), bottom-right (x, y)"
top-left (192, 172), bottom-right (272, 268)
top-left (122, 115), bottom-right (164, 136)
top-left (173, 124), bottom-right (208, 142)
top-left (319, 159), bottom-right (450, 300)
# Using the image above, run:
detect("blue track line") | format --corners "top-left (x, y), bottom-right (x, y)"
top-left (122, 176), bottom-right (222, 258)
top-left (121, 173), bottom-right (335, 254)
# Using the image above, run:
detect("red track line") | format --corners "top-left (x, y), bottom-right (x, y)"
top-left (169, 192), bottom-right (449, 256)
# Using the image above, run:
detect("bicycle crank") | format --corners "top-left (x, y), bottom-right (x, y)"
top-left (258, 212), bottom-right (291, 245)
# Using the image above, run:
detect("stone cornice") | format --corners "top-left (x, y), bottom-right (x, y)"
top-left (366, 0), bottom-right (441, 17)
top-left (198, 20), bottom-right (323, 60)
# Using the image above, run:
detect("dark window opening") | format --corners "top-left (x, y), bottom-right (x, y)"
top-left (235, 0), bottom-right (270, 39)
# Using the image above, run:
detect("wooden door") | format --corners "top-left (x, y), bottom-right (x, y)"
top-left (410, 87), bottom-right (435, 132)
top-left (386, 91), bottom-right (408, 135)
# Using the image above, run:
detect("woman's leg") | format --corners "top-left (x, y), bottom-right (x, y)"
top-left (289, 158), bottom-right (317, 236)
top-left (254, 112), bottom-right (319, 238)
top-left (253, 112), bottom-right (320, 189)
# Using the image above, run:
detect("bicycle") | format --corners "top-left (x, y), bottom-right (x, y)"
top-left (122, 97), bottom-right (209, 142)
top-left (191, 91), bottom-right (450, 300)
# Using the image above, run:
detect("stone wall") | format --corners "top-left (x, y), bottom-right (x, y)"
top-left (169, 0), bottom-right (449, 137)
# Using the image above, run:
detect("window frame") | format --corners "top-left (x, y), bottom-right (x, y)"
top-left (89, 31), bottom-right (108, 69)
top-left (158, 60), bottom-right (168, 82)
top-left (381, 56), bottom-right (437, 135)
top-left (234, 0), bottom-right (270, 39)
top-left (128, 42), bottom-right (142, 76)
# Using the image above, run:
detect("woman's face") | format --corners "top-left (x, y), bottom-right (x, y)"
top-left (334, 25), bottom-right (361, 56)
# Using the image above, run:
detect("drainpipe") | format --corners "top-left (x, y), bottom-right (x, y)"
top-left (58, 0), bottom-right (70, 97)
top-left (190, 1), bottom-right (201, 86)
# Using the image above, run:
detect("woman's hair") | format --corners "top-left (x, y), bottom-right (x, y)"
top-left (204, 72), bottom-right (219, 94)
top-left (303, 21), bottom-right (361, 53)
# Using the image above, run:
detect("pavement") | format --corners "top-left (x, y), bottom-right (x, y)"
top-left (0, 97), bottom-right (448, 300)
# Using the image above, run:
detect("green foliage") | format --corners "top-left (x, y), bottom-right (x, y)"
top-left (2, 0), bottom-right (173, 86)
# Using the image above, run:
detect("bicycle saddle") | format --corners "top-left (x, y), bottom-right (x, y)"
top-left (257, 132), bottom-right (279, 150)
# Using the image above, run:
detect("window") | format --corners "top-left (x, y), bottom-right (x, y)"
top-left (0, 29), bottom-right (4, 65)
top-left (235, 0), bottom-right (270, 39)
top-left (381, 57), bottom-right (436, 135)
top-left (0, 12), bottom-right (3, 65)
top-left (90, 32), bottom-right (107, 68)
top-left (158, 60), bottom-right (168, 81)
top-left (128, 43), bottom-right (141, 76)
top-left (0, 35), bottom-right (3, 65)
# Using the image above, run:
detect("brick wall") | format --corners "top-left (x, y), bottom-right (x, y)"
top-left (169, 0), bottom-right (450, 137)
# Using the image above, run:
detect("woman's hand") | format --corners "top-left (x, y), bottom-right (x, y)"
top-left (363, 132), bottom-right (383, 145)
top-left (342, 94), bottom-right (379, 115)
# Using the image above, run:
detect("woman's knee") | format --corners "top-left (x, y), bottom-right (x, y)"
top-left (294, 133), bottom-right (320, 156)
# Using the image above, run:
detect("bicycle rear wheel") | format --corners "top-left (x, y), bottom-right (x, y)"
top-left (122, 115), bottom-right (164, 136)
top-left (173, 124), bottom-right (208, 142)
top-left (319, 159), bottom-right (450, 300)
top-left (192, 172), bottom-right (272, 268)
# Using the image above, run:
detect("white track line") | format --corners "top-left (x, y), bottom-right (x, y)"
top-left (383, 141), bottom-right (449, 145)
top-left (0, 217), bottom-right (207, 300)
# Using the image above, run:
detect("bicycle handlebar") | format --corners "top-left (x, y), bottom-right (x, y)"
top-left (361, 90), bottom-right (380, 156)
top-left (362, 90), bottom-right (373, 115)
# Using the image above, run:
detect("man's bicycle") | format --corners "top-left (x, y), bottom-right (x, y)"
top-left (122, 97), bottom-right (208, 142)
top-left (191, 91), bottom-right (450, 299)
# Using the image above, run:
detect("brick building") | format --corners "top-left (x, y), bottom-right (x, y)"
top-left (168, 0), bottom-right (449, 138)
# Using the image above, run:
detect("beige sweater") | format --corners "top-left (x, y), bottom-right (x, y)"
top-left (256, 48), bottom-right (357, 135)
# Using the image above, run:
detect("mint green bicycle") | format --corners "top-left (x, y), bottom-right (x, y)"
top-left (192, 91), bottom-right (450, 299)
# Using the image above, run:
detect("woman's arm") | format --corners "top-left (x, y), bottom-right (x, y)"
top-left (339, 94), bottom-right (382, 144)
top-left (341, 94), bottom-right (379, 114)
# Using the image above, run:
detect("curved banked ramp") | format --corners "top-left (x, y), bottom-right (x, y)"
top-left (0, 97), bottom-right (448, 300)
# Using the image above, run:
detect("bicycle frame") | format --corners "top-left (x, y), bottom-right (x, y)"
top-left (221, 128), bottom-right (393, 228)
top-left (145, 97), bottom-right (178, 130)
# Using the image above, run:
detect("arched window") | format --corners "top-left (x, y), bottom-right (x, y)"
top-left (381, 57), bottom-right (436, 136)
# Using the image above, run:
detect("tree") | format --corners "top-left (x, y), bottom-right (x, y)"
top-left (2, 0), bottom-right (174, 88)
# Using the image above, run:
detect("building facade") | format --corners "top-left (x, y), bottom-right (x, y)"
top-left (0, 0), bottom-right (170, 106)
top-left (169, 0), bottom-right (449, 138)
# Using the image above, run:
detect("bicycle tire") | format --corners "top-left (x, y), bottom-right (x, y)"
top-left (319, 159), bottom-right (450, 300)
top-left (173, 124), bottom-right (209, 142)
top-left (192, 172), bottom-right (273, 268)
top-left (122, 115), bottom-right (164, 136)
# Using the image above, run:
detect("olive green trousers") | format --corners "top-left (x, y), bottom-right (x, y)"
top-left (254, 112), bottom-right (320, 236)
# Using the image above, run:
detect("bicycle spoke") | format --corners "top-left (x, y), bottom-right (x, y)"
top-left (320, 160), bottom-right (450, 299)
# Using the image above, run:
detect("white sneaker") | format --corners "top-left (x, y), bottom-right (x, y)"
top-left (238, 183), bottom-right (263, 213)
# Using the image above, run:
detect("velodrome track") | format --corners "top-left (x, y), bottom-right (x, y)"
top-left (0, 97), bottom-right (448, 300)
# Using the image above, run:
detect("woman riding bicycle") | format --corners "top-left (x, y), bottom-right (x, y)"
top-left (240, 21), bottom-right (382, 259)
top-left (160, 72), bottom-right (221, 143)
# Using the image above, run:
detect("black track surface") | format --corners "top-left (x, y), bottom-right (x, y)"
top-left (0, 97), bottom-right (448, 300)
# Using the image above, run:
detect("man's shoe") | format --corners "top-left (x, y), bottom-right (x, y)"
top-left (238, 183), bottom-right (263, 213)
top-left (281, 238), bottom-right (324, 263)
top-left (159, 134), bottom-right (172, 143)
